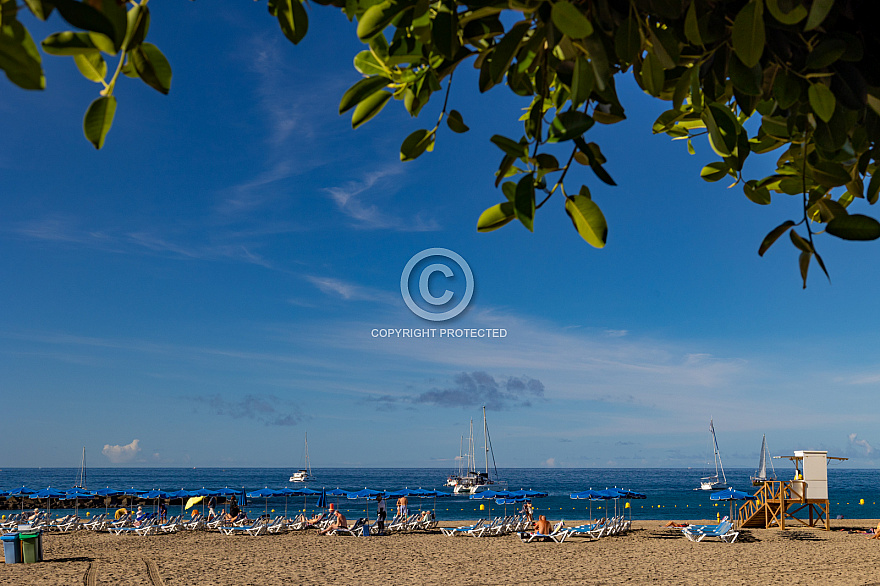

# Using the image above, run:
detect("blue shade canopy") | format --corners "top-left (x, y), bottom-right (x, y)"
top-left (274, 488), bottom-right (299, 496)
top-left (385, 488), bottom-right (418, 498)
top-left (710, 488), bottom-right (757, 501)
top-left (191, 488), bottom-right (218, 497)
top-left (7, 486), bottom-right (37, 496)
top-left (347, 488), bottom-right (383, 499)
top-left (63, 489), bottom-right (94, 499)
top-left (511, 489), bottom-right (549, 498)
top-left (326, 488), bottom-right (349, 496)
top-left (141, 490), bottom-right (169, 499)
top-left (295, 488), bottom-right (322, 496)
top-left (166, 489), bottom-right (193, 499)
top-left (32, 488), bottom-right (68, 499)
top-left (496, 497), bottom-right (528, 504)
top-left (469, 490), bottom-right (511, 499)
top-left (247, 488), bottom-right (278, 498)
top-left (569, 489), bottom-right (605, 500)
top-left (92, 488), bottom-right (124, 497)
top-left (214, 487), bottom-right (240, 496)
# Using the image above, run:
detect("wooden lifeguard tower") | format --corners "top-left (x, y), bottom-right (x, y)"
top-left (736, 450), bottom-right (847, 530)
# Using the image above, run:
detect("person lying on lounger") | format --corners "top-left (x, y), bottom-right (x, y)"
top-left (862, 521), bottom-right (880, 539)
top-left (318, 510), bottom-right (348, 535)
top-left (533, 515), bottom-right (552, 535)
top-left (661, 521), bottom-right (690, 528)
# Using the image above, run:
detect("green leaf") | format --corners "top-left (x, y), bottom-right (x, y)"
top-left (825, 214), bottom-right (880, 240)
top-left (700, 161), bottom-right (730, 182)
top-left (758, 220), bottom-right (795, 256)
top-left (277, 0), bottom-right (309, 45)
top-left (805, 39), bottom-right (846, 70)
top-left (867, 172), bottom-right (880, 205)
top-left (640, 51), bottom-right (664, 97)
top-left (51, 0), bottom-right (125, 51)
top-left (339, 76), bottom-right (391, 114)
top-left (798, 250), bottom-right (811, 289)
top-left (490, 134), bottom-right (528, 157)
top-left (743, 180), bottom-right (772, 205)
top-left (351, 90), bottom-right (392, 128)
top-left (41, 31), bottom-right (98, 55)
top-left (766, 0), bottom-right (807, 24)
top-left (728, 53), bottom-right (763, 96)
top-left (357, 0), bottom-right (404, 41)
top-left (83, 95), bottom-right (116, 149)
top-left (551, 0), bottom-right (593, 39)
top-left (565, 194), bottom-right (607, 248)
top-left (534, 153), bottom-right (559, 171)
top-left (23, 0), bottom-right (55, 21)
top-left (773, 72), bottom-right (802, 109)
top-left (489, 20), bottom-right (529, 84)
top-left (400, 128), bottom-right (434, 161)
top-left (570, 55), bottom-right (594, 109)
top-left (732, 0), bottom-right (765, 68)
top-left (123, 4), bottom-right (149, 51)
top-left (353, 51), bottom-right (386, 76)
top-left (514, 174), bottom-right (535, 232)
top-left (73, 52), bottom-right (106, 83)
top-left (684, 0), bottom-right (702, 45)
top-left (446, 109), bottom-right (469, 133)
top-left (548, 111), bottom-right (594, 143)
top-left (789, 230), bottom-right (813, 252)
top-left (130, 43), bottom-right (172, 95)
top-left (0, 20), bottom-right (45, 90)
top-left (804, 0), bottom-right (833, 31)
top-left (810, 160), bottom-right (850, 187)
top-left (432, 10), bottom-right (459, 61)
top-left (808, 82), bottom-right (835, 122)
top-left (702, 103), bottom-right (739, 157)
top-left (476, 201), bottom-right (515, 232)
top-left (615, 14), bottom-right (641, 62)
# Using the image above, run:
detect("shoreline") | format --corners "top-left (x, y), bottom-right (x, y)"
top-left (3, 519), bottom-right (880, 585)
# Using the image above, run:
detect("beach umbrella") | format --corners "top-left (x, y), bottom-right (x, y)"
top-left (141, 490), bottom-right (169, 516)
top-left (469, 490), bottom-right (510, 518)
top-left (8, 486), bottom-right (37, 515)
top-left (275, 487), bottom-right (299, 518)
top-left (570, 489), bottom-right (605, 521)
top-left (33, 487), bottom-right (66, 522)
top-left (347, 488), bottom-right (383, 520)
top-left (64, 488), bottom-right (94, 518)
top-left (167, 489), bottom-right (193, 520)
top-left (710, 488), bottom-right (757, 522)
top-left (246, 487), bottom-right (278, 517)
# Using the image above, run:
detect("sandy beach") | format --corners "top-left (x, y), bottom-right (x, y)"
top-left (3, 519), bottom-right (880, 585)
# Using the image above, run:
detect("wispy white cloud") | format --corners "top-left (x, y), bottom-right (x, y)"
top-left (324, 167), bottom-right (441, 231)
top-left (305, 275), bottom-right (397, 304)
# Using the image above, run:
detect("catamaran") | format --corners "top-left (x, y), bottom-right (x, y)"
top-left (750, 434), bottom-right (777, 486)
top-left (697, 418), bottom-right (729, 491)
top-left (445, 406), bottom-right (505, 494)
top-left (289, 432), bottom-right (311, 483)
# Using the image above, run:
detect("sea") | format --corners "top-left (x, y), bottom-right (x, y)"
top-left (2, 468), bottom-right (877, 522)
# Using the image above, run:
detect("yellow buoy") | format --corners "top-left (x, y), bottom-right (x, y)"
top-left (479, 504), bottom-right (485, 511)
top-left (860, 499), bottom-right (865, 505)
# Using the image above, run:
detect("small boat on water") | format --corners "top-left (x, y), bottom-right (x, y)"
top-left (697, 418), bottom-right (729, 491)
top-left (750, 434), bottom-right (777, 486)
top-left (289, 433), bottom-right (311, 483)
top-left (445, 406), bottom-right (506, 494)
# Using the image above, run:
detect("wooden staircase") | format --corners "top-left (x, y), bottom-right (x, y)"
top-left (736, 480), bottom-right (829, 530)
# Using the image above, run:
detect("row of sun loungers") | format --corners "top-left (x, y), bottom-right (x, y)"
top-left (681, 520), bottom-right (739, 543)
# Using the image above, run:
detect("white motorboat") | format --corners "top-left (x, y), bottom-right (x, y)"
top-left (289, 432), bottom-right (312, 483)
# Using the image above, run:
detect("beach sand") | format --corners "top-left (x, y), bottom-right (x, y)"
top-left (3, 519), bottom-right (880, 585)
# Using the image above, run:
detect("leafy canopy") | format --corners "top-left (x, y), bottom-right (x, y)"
top-left (3, 0), bottom-right (879, 287)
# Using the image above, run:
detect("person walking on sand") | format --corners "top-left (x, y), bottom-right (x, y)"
top-left (521, 501), bottom-right (533, 522)
top-left (207, 496), bottom-right (217, 520)
top-left (375, 494), bottom-right (387, 535)
top-left (397, 495), bottom-right (408, 520)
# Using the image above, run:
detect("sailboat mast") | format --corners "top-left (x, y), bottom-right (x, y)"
top-left (304, 432), bottom-right (311, 476)
top-left (468, 419), bottom-right (475, 474)
top-left (76, 447), bottom-right (86, 489)
top-left (483, 406), bottom-right (489, 475)
top-left (710, 419), bottom-right (727, 484)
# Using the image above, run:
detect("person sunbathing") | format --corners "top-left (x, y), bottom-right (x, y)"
top-left (661, 521), bottom-right (690, 528)
top-left (318, 511), bottom-right (347, 535)
top-left (863, 521), bottom-right (880, 539)
top-left (533, 515), bottom-right (552, 535)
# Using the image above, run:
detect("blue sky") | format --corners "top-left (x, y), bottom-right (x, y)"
top-left (2, 3), bottom-right (879, 471)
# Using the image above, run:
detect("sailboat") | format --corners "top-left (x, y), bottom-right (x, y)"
top-left (750, 434), bottom-right (777, 486)
top-left (446, 407), bottom-right (505, 494)
top-left (697, 418), bottom-right (729, 491)
top-left (74, 447), bottom-right (86, 489)
top-left (289, 433), bottom-right (311, 482)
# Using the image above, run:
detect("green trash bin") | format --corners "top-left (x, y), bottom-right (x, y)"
top-left (19, 531), bottom-right (40, 563)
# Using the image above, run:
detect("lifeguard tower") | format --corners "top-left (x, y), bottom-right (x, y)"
top-left (736, 450), bottom-right (847, 530)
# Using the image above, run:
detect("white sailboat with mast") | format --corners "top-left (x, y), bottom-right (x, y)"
top-left (446, 406), bottom-right (505, 494)
top-left (697, 418), bottom-right (729, 491)
top-left (750, 434), bottom-right (777, 485)
top-left (74, 446), bottom-right (86, 489)
top-left (289, 432), bottom-right (311, 482)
